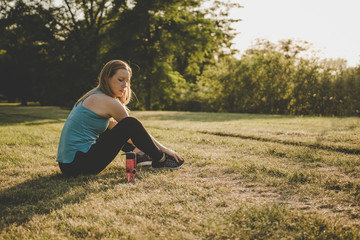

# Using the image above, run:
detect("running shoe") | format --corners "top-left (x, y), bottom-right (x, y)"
top-left (152, 153), bottom-right (184, 170)
top-left (136, 152), bottom-right (152, 166)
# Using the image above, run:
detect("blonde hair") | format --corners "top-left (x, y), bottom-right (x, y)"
top-left (76, 60), bottom-right (132, 106)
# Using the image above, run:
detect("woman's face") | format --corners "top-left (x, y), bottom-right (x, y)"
top-left (109, 69), bottom-right (130, 98)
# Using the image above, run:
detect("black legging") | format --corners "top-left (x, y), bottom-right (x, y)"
top-left (58, 117), bottom-right (163, 177)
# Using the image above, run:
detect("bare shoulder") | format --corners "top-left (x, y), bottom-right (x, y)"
top-left (83, 92), bottom-right (108, 105)
top-left (90, 93), bottom-right (114, 104)
top-left (83, 93), bottom-right (128, 119)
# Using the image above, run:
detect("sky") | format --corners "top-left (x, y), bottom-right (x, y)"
top-left (230, 0), bottom-right (360, 67)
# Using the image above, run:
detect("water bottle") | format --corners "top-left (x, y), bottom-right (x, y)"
top-left (125, 152), bottom-right (137, 182)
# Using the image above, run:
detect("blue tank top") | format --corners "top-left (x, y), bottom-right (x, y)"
top-left (56, 89), bottom-right (110, 163)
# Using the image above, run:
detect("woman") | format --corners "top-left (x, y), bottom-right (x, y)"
top-left (56, 60), bottom-right (184, 177)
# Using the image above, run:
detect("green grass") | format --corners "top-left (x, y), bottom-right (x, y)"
top-left (0, 106), bottom-right (360, 239)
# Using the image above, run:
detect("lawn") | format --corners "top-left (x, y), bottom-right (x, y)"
top-left (0, 106), bottom-right (359, 239)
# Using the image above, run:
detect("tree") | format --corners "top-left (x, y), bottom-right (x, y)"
top-left (104, 0), bottom-right (240, 110)
top-left (0, 1), bottom-right (57, 105)
top-left (46, 0), bottom-right (128, 105)
top-left (0, 0), bottom-right (240, 108)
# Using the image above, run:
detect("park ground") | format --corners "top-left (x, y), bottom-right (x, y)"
top-left (0, 105), bottom-right (359, 239)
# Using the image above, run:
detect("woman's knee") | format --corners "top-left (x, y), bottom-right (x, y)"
top-left (118, 116), bottom-right (143, 128)
top-left (109, 117), bottom-right (144, 136)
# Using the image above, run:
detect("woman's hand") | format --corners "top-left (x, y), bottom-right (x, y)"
top-left (163, 148), bottom-right (184, 163)
top-left (108, 118), bottom-right (118, 130)
top-left (148, 134), bottom-right (184, 163)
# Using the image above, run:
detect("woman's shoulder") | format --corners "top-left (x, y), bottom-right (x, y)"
top-left (86, 91), bottom-right (117, 102)
top-left (92, 93), bottom-right (123, 106)
top-left (86, 93), bottom-right (126, 110)
top-left (82, 93), bottom-right (122, 118)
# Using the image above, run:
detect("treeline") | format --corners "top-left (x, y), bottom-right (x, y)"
top-left (0, 0), bottom-right (239, 108)
top-left (0, 1), bottom-right (359, 116)
top-left (188, 40), bottom-right (360, 116)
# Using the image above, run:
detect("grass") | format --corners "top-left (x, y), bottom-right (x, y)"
top-left (0, 106), bottom-right (359, 239)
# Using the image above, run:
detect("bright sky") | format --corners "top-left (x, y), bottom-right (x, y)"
top-left (230, 0), bottom-right (360, 67)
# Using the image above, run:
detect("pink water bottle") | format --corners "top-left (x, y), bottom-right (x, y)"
top-left (125, 152), bottom-right (137, 182)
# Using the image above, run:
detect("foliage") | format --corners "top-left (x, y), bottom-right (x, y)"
top-left (102, 0), bottom-right (239, 110)
top-left (0, 1), bottom-right (58, 104)
top-left (0, 0), bottom-right (239, 109)
top-left (196, 39), bottom-right (360, 116)
top-left (0, 1), bottom-right (359, 115)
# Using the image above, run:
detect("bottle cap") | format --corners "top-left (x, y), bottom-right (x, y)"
top-left (126, 151), bottom-right (136, 159)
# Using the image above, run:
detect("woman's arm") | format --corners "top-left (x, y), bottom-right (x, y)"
top-left (108, 117), bottom-right (118, 130)
top-left (150, 134), bottom-right (184, 163)
top-left (106, 98), bottom-right (129, 121)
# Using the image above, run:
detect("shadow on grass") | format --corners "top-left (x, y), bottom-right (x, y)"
top-left (0, 106), bottom-right (68, 126)
top-left (198, 130), bottom-right (360, 155)
top-left (0, 106), bottom-right (299, 126)
top-left (0, 170), bottom-right (133, 231)
top-left (135, 111), bottom-right (298, 122)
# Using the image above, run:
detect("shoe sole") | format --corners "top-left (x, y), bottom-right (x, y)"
top-left (151, 163), bottom-right (184, 171)
top-left (137, 161), bottom-right (152, 167)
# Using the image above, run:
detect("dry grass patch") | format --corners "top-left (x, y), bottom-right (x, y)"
top-left (1, 107), bottom-right (359, 239)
